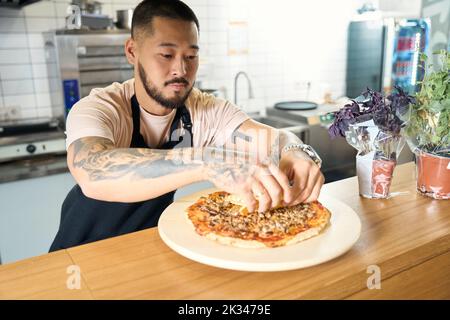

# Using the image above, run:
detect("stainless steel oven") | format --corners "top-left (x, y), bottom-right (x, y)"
top-left (44, 29), bottom-right (132, 118)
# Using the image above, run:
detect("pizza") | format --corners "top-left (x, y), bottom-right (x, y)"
top-left (186, 191), bottom-right (331, 248)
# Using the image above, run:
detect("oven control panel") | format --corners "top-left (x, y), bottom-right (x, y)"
top-left (0, 139), bottom-right (66, 163)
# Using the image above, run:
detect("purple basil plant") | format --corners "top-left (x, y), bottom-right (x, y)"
top-left (328, 87), bottom-right (415, 139)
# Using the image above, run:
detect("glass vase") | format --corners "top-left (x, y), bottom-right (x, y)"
top-left (345, 121), bottom-right (405, 199)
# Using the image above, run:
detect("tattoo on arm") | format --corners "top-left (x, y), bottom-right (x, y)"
top-left (231, 129), bottom-right (253, 144)
top-left (71, 137), bottom-right (254, 183)
top-left (71, 137), bottom-right (201, 181)
top-left (227, 124), bottom-right (303, 165)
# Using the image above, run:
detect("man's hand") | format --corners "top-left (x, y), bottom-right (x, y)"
top-left (219, 118), bottom-right (324, 211)
top-left (203, 151), bottom-right (292, 213)
top-left (279, 150), bottom-right (325, 205)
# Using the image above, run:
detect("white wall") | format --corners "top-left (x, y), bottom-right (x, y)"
top-left (0, 0), bottom-right (365, 119)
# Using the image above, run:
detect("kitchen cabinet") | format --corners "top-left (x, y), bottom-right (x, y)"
top-left (0, 172), bottom-right (76, 264)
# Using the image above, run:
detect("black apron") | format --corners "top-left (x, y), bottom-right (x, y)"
top-left (49, 95), bottom-right (193, 252)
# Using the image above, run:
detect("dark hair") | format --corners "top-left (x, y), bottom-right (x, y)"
top-left (131, 0), bottom-right (200, 39)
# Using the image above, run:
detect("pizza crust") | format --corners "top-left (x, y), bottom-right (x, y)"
top-left (204, 224), bottom-right (329, 248)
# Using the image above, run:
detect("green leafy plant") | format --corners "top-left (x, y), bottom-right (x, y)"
top-left (403, 50), bottom-right (450, 156)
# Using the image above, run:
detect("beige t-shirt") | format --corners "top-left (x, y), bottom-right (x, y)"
top-left (65, 79), bottom-right (250, 149)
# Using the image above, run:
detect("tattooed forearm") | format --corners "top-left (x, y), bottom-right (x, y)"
top-left (71, 137), bottom-right (255, 183)
top-left (72, 137), bottom-right (200, 181)
top-left (227, 121), bottom-right (304, 166)
top-left (202, 151), bottom-right (254, 190)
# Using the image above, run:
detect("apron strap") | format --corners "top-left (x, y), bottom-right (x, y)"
top-left (131, 94), bottom-right (193, 149)
top-left (130, 94), bottom-right (147, 148)
top-left (168, 104), bottom-right (193, 148)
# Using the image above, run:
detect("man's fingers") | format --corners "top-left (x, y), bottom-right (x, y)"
top-left (290, 172), bottom-right (308, 206)
top-left (241, 189), bottom-right (258, 213)
top-left (267, 163), bottom-right (294, 204)
top-left (256, 167), bottom-right (284, 210)
top-left (296, 167), bottom-right (322, 204)
top-left (251, 180), bottom-right (271, 213)
top-left (304, 173), bottom-right (324, 203)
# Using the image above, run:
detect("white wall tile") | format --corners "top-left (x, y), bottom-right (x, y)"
top-left (208, 31), bottom-right (227, 44)
top-left (0, 65), bottom-right (33, 80)
top-left (30, 49), bottom-right (47, 64)
top-left (207, 43), bottom-right (227, 56)
top-left (111, 0), bottom-right (136, 4)
top-left (0, 49), bottom-right (31, 64)
top-left (24, 1), bottom-right (56, 18)
top-left (50, 92), bottom-right (63, 108)
top-left (33, 78), bottom-right (50, 93)
top-left (25, 17), bottom-right (57, 33)
top-left (0, 7), bottom-right (24, 17)
top-left (55, 2), bottom-right (70, 18)
top-left (20, 108), bottom-right (38, 118)
top-left (248, 65), bottom-right (266, 77)
top-left (1, 80), bottom-right (35, 95)
top-left (3, 94), bottom-right (36, 109)
top-left (27, 34), bottom-right (46, 48)
top-left (92, 0), bottom-right (112, 4)
top-left (185, 0), bottom-right (209, 6)
top-left (48, 78), bottom-right (61, 92)
top-left (32, 63), bottom-right (58, 78)
top-left (37, 106), bottom-right (53, 118)
top-left (193, 6), bottom-right (208, 19)
top-left (0, 17), bottom-right (26, 33)
top-left (0, 34), bottom-right (28, 49)
top-left (112, 3), bottom-right (138, 12)
top-left (101, 4), bottom-right (115, 21)
top-left (207, 6), bottom-right (229, 19)
top-left (36, 92), bottom-right (52, 107)
top-left (55, 18), bottom-right (67, 30)
top-left (208, 18), bottom-right (227, 31)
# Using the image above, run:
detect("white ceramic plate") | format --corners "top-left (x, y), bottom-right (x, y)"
top-left (158, 188), bottom-right (361, 272)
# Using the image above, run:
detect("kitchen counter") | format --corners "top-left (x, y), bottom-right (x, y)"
top-left (0, 162), bottom-right (449, 299)
top-left (0, 154), bottom-right (68, 183)
top-left (266, 103), bottom-right (340, 125)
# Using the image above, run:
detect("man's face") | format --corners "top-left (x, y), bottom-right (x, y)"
top-left (133, 17), bottom-right (199, 109)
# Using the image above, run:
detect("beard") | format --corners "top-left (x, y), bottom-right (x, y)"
top-left (137, 62), bottom-right (193, 110)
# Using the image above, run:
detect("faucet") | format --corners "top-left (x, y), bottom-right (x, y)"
top-left (233, 71), bottom-right (254, 105)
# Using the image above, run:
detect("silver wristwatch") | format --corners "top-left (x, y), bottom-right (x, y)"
top-left (282, 143), bottom-right (323, 168)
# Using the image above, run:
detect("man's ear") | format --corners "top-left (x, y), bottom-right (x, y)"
top-left (125, 38), bottom-right (137, 65)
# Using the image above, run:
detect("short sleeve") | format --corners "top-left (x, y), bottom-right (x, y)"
top-left (190, 90), bottom-right (250, 148)
top-left (65, 96), bottom-right (117, 150)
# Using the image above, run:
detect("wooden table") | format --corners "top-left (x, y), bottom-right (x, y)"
top-left (0, 162), bottom-right (449, 300)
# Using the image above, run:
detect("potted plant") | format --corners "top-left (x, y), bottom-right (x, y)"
top-left (403, 50), bottom-right (450, 200)
top-left (328, 87), bottom-right (414, 198)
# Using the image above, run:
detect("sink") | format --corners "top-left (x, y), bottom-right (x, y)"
top-left (252, 116), bottom-right (292, 128)
top-left (251, 116), bottom-right (307, 131)
top-left (250, 115), bottom-right (310, 143)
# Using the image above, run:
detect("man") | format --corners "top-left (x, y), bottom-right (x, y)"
top-left (49, 0), bottom-right (324, 251)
